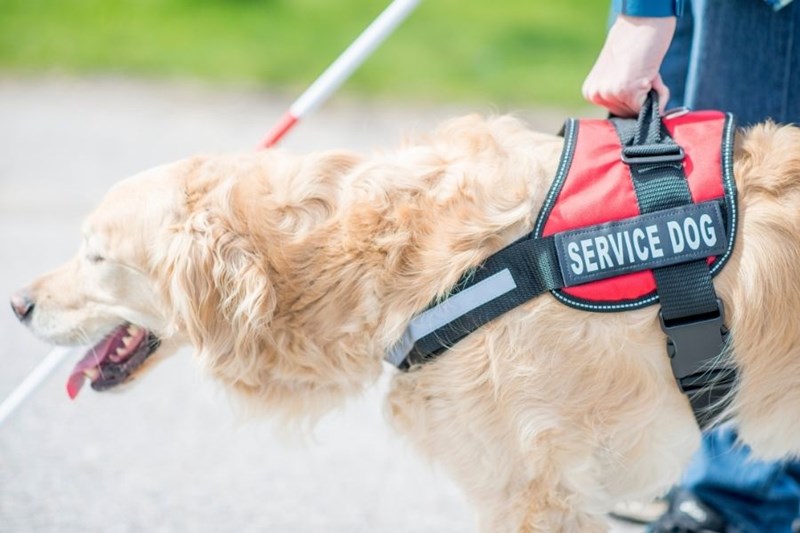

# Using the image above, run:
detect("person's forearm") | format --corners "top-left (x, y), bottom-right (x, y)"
top-left (582, 14), bottom-right (676, 116)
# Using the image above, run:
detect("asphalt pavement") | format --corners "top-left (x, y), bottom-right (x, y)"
top-left (0, 75), bottom-right (639, 533)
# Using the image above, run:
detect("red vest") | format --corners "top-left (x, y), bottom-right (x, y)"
top-left (535, 111), bottom-right (737, 311)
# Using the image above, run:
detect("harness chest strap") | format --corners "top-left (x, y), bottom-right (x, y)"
top-left (609, 98), bottom-right (737, 426)
top-left (386, 97), bottom-right (738, 429)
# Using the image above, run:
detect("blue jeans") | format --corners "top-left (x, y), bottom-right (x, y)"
top-left (661, 0), bottom-right (800, 126)
top-left (654, 1), bottom-right (800, 531)
top-left (680, 426), bottom-right (800, 533)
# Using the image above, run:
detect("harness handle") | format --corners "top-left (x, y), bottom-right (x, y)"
top-left (619, 91), bottom-right (686, 168)
top-left (633, 90), bottom-right (664, 146)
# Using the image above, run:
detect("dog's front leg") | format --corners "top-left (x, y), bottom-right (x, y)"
top-left (388, 370), bottom-right (609, 533)
top-left (474, 483), bottom-right (610, 533)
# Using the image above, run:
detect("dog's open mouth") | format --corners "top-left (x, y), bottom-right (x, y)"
top-left (66, 324), bottom-right (161, 399)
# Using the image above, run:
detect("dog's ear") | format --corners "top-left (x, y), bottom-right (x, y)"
top-left (162, 208), bottom-right (276, 377)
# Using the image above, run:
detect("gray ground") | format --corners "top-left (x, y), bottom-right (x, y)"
top-left (0, 76), bottom-right (640, 532)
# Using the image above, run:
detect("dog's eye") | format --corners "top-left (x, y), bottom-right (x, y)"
top-left (87, 254), bottom-right (105, 264)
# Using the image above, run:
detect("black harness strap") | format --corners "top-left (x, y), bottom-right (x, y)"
top-left (613, 93), bottom-right (736, 427)
top-left (401, 236), bottom-right (563, 368)
top-left (612, 101), bottom-right (720, 319)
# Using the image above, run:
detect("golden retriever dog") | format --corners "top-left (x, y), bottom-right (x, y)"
top-left (11, 114), bottom-right (800, 531)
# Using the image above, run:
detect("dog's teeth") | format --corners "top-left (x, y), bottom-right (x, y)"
top-left (116, 347), bottom-right (126, 356)
top-left (127, 325), bottom-right (140, 335)
top-left (83, 368), bottom-right (100, 381)
top-left (122, 336), bottom-right (132, 347)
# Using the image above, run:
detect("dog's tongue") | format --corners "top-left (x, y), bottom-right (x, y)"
top-left (65, 328), bottom-right (122, 399)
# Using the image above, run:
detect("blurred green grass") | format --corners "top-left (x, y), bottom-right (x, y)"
top-left (0, 0), bottom-right (608, 107)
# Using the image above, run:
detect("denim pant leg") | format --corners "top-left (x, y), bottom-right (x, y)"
top-left (684, 0), bottom-right (800, 126)
top-left (682, 425), bottom-right (800, 533)
top-left (659, 1), bottom-right (694, 109)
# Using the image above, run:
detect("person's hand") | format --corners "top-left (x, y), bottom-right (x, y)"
top-left (583, 15), bottom-right (677, 117)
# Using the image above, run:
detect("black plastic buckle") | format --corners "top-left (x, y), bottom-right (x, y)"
top-left (660, 299), bottom-right (727, 392)
top-left (621, 145), bottom-right (685, 165)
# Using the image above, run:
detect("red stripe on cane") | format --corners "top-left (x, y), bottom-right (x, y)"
top-left (258, 111), bottom-right (299, 149)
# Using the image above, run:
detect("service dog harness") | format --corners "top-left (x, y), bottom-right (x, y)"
top-left (386, 94), bottom-right (738, 428)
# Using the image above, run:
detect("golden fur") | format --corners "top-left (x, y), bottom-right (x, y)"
top-left (17, 115), bottom-right (800, 531)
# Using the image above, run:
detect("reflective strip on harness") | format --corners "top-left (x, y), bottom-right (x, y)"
top-left (386, 268), bottom-right (517, 367)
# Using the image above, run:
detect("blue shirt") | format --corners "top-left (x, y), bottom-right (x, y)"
top-left (614, 0), bottom-right (794, 16)
top-left (612, 0), bottom-right (684, 16)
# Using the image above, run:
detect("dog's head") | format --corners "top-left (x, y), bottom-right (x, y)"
top-left (10, 155), bottom-right (280, 398)
top-left (11, 149), bottom-right (372, 412)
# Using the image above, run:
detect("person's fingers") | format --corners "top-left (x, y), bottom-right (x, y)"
top-left (582, 78), bottom-right (606, 108)
top-left (607, 99), bottom-right (636, 118)
top-left (608, 85), bottom-right (643, 118)
top-left (581, 80), bottom-right (595, 106)
top-left (594, 96), bottom-right (619, 115)
top-left (595, 90), bottom-right (632, 117)
top-left (630, 79), bottom-right (651, 113)
top-left (584, 74), bottom-right (631, 116)
top-left (583, 70), bottom-right (658, 117)
top-left (652, 74), bottom-right (671, 114)
top-left (583, 80), bottom-right (622, 116)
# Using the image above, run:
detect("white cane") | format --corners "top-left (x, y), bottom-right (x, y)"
top-left (259, 0), bottom-right (421, 148)
top-left (0, 347), bottom-right (72, 427)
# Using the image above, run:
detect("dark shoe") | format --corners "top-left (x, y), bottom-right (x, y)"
top-left (647, 489), bottom-right (728, 533)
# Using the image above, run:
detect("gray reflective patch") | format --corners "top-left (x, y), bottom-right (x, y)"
top-left (385, 268), bottom-right (517, 366)
top-left (555, 201), bottom-right (727, 287)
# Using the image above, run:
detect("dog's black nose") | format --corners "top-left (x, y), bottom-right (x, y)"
top-left (10, 290), bottom-right (34, 322)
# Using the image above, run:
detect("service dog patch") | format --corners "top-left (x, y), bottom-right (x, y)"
top-left (555, 201), bottom-right (727, 287)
